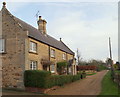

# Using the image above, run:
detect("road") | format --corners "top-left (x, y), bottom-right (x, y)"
top-left (47, 70), bottom-right (108, 95)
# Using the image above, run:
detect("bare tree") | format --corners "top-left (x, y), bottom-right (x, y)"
top-left (76, 48), bottom-right (82, 65)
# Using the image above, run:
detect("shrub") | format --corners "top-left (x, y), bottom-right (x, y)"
top-left (24, 70), bottom-right (86, 89)
top-left (57, 61), bottom-right (68, 74)
top-left (47, 74), bottom-right (81, 88)
top-left (24, 70), bottom-right (51, 88)
top-left (97, 65), bottom-right (108, 71)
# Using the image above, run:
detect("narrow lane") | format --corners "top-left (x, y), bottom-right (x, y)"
top-left (47, 70), bottom-right (108, 95)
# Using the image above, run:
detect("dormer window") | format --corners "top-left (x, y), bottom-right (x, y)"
top-left (29, 41), bottom-right (37, 53)
top-left (0, 39), bottom-right (5, 53)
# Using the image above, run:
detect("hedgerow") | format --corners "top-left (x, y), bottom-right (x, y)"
top-left (24, 70), bottom-right (86, 88)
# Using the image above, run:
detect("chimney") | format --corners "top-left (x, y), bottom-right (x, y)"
top-left (37, 16), bottom-right (47, 35)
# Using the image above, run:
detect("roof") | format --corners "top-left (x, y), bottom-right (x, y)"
top-left (2, 5), bottom-right (74, 55)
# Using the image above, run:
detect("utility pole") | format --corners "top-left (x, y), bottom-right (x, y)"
top-left (109, 37), bottom-right (114, 79)
top-left (109, 37), bottom-right (113, 67)
top-left (77, 48), bottom-right (80, 65)
top-left (109, 37), bottom-right (112, 60)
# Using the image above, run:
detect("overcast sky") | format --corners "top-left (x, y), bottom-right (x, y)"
top-left (0, 1), bottom-right (118, 62)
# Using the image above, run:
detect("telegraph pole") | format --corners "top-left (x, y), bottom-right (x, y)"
top-left (109, 37), bottom-right (113, 67)
top-left (109, 37), bottom-right (112, 60)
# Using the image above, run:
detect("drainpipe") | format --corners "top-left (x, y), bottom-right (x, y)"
top-left (48, 46), bottom-right (50, 71)
top-left (66, 53), bottom-right (69, 75)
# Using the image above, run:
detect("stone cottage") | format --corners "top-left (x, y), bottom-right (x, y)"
top-left (1, 2), bottom-right (76, 89)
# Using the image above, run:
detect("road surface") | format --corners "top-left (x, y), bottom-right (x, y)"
top-left (47, 70), bottom-right (108, 95)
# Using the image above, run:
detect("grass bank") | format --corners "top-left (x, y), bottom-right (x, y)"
top-left (99, 70), bottom-right (120, 96)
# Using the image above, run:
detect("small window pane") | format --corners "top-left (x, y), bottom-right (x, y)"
top-left (0, 39), bottom-right (5, 53)
top-left (30, 41), bottom-right (37, 53)
top-left (51, 64), bottom-right (55, 73)
top-left (51, 49), bottom-right (55, 58)
top-left (30, 61), bottom-right (37, 70)
top-left (62, 53), bottom-right (66, 60)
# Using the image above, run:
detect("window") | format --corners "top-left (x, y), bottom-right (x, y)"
top-left (62, 53), bottom-right (66, 60)
top-left (50, 64), bottom-right (55, 73)
top-left (30, 61), bottom-right (37, 70)
top-left (50, 49), bottom-right (55, 58)
top-left (29, 41), bottom-right (37, 53)
top-left (0, 39), bottom-right (5, 53)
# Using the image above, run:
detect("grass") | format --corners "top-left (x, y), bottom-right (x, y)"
top-left (115, 70), bottom-right (120, 74)
top-left (86, 72), bottom-right (96, 76)
top-left (99, 70), bottom-right (120, 96)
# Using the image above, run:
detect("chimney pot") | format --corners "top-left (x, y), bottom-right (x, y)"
top-left (39, 16), bottom-right (42, 19)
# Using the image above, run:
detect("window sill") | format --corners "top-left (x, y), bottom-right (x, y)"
top-left (29, 51), bottom-right (38, 54)
top-left (0, 52), bottom-right (7, 54)
top-left (51, 71), bottom-right (55, 73)
top-left (51, 56), bottom-right (55, 59)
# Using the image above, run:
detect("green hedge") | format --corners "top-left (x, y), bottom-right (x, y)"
top-left (24, 70), bottom-right (86, 89)
top-left (97, 65), bottom-right (108, 71)
top-left (24, 70), bottom-right (51, 88)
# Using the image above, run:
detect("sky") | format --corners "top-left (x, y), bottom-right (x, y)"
top-left (0, 1), bottom-right (118, 62)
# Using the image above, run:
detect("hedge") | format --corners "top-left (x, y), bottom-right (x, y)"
top-left (24, 70), bottom-right (86, 89)
top-left (24, 70), bottom-right (51, 88)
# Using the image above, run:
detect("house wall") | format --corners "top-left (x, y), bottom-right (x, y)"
top-left (2, 8), bottom-right (27, 89)
top-left (26, 38), bottom-right (74, 74)
top-left (26, 38), bottom-right (49, 70)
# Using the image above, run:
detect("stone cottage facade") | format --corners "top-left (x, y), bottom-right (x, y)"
top-left (1, 2), bottom-right (76, 89)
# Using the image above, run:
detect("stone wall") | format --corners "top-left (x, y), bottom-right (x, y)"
top-left (2, 7), bottom-right (27, 89)
top-left (26, 38), bottom-right (74, 74)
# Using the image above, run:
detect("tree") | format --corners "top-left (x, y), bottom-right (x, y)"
top-left (76, 48), bottom-right (82, 65)
top-left (105, 58), bottom-right (113, 66)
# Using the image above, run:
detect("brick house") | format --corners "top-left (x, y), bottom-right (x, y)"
top-left (1, 2), bottom-right (76, 89)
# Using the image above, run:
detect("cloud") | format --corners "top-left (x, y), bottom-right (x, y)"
top-left (1, 2), bottom-right (117, 62)
top-left (47, 3), bottom-right (118, 61)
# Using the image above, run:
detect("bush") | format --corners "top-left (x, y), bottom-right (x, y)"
top-left (57, 61), bottom-right (68, 74)
top-left (46, 74), bottom-right (82, 88)
top-left (97, 65), bottom-right (108, 71)
top-left (24, 70), bottom-right (51, 88)
top-left (24, 70), bottom-right (86, 89)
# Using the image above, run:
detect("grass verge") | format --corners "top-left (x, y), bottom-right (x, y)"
top-left (99, 70), bottom-right (120, 96)
top-left (86, 72), bottom-right (96, 76)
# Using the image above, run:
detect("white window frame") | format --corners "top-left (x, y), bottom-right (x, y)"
top-left (30, 61), bottom-right (37, 70)
top-left (50, 49), bottom-right (55, 58)
top-left (29, 41), bottom-right (37, 53)
top-left (62, 53), bottom-right (66, 60)
top-left (50, 64), bottom-right (55, 73)
top-left (0, 39), bottom-right (5, 53)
